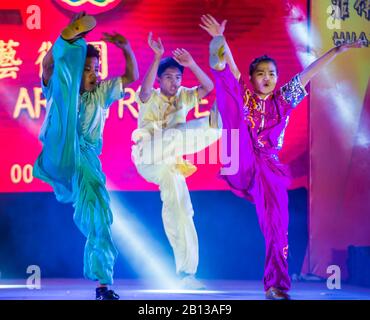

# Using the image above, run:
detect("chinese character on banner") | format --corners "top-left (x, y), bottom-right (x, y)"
top-left (354, 0), bottom-right (370, 20)
top-left (0, 40), bottom-right (22, 80)
top-left (331, 0), bottom-right (350, 20)
top-left (89, 41), bottom-right (108, 79)
top-left (35, 41), bottom-right (53, 78)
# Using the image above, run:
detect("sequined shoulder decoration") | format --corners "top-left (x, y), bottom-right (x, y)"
top-left (280, 74), bottom-right (308, 108)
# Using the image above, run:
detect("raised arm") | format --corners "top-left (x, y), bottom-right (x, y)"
top-left (102, 32), bottom-right (139, 87)
top-left (200, 14), bottom-right (240, 80)
top-left (172, 48), bottom-right (214, 99)
top-left (299, 41), bottom-right (365, 87)
top-left (138, 32), bottom-right (165, 103)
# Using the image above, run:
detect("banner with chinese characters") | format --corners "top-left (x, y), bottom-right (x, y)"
top-left (309, 0), bottom-right (370, 278)
top-left (0, 0), bottom-right (308, 192)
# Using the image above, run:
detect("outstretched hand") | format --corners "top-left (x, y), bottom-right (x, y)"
top-left (337, 40), bottom-right (367, 53)
top-left (199, 14), bottom-right (227, 37)
top-left (172, 48), bottom-right (195, 67)
top-left (148, 32), bottom-right (164, 58)
top-left (102, 32), bottom-right (130, 50)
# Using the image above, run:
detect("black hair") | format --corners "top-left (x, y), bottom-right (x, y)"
top-left (86, 44), bottom-right (100, 60)
top-left (157, 57), bottom-right (184, 77)
top-left (249, 55), bottom-right (278, 76)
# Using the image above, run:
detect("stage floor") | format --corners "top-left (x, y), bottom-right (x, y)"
top-left (0, 279), bottom-right (369, 300)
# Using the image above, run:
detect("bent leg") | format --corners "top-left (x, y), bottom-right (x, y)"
top-left (136, 117), bottom-right (221, 165)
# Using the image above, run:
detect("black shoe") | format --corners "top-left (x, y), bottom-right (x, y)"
top-left (96, 287), bottom-right (120, 300)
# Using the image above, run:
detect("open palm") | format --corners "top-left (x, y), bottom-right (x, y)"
top-left (102, 32), bottom-right (129, 49)
top-left (338, 40), bottom-right (367, 53)
top-left (172, 48), bottom-right (194, 67)
top-left (148, 32), bottom-right (164, 57)
top-left (199, 14), bottom-right (227, 37)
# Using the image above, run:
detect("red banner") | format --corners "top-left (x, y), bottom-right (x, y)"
top-left (0, 0), bottom-right (308, 192)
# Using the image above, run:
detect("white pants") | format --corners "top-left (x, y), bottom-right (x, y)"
top-left (132, 117), bottom-right (221, 274)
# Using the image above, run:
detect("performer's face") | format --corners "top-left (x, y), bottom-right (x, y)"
top-left (250, 61), bottom-right (278, 97)
top-left (81, 57), bottom-right (99, 92)
top-left (158, 67), bottom-right (183, 97)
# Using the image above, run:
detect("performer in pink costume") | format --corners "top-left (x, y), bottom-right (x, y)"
top-left (200, 14), bottom-right (364, 300)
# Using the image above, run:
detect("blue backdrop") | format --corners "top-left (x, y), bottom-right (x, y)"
top-left (0, 189), bottom-right (308, 281)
